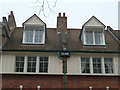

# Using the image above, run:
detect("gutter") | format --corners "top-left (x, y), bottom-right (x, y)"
top-left (1, 49), bottom-right (120, 54)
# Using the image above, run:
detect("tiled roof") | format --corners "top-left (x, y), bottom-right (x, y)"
top-left (3, 27), bottom-right (119, 52)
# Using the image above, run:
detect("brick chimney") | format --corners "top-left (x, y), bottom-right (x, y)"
top-left (8, 11), bottom-right (16, 32)
top-left (2, 17), bottom-right (10, 37)
top-left (57, 13), bottom-right (67, 34)
top-left (57, 13), bottom-right (68, 50)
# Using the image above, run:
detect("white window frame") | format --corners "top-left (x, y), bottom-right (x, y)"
top-left (80, 56), bottom-right (114, 75)
top-left (22, 25), bottom-right (45, 44)
top-left (83, 27), bottom-right (105, 45)
top-left (104, 58), bottom-right (113, 74)
top-left (39, 57), bottom-right (49, 73)
top-left (81, 57), bottom-right (90, 73)
top-left (27, 56), bottom-right (37, 72)
top-left (15, 56), bottom-right (25, 72)
top-left (92, 57), bottom-right (102, 73)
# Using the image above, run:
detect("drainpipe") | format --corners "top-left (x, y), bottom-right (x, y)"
top-left (63, 58), bottom-right (67, 89)
top-left (58, 51), bottom-right (70, 89)
top-left (58, 52), bottom-right (67, 89)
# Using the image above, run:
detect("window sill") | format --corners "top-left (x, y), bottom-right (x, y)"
top-left (22, 43), bottom-right (45, 45)
top-left (83, 44), bottom-right (106, 47)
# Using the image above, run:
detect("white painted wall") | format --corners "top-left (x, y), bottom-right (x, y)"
top-left (1, 53), bottom-right (119, 76)
top-left (67, 56), bottom-right (81, 74)
top-left (67, 54), bottom-right (119, 76)
top-left (2, 55), bottom-right (15, 73)
top-left (48, 55), bottom-right (62, 74)
top-left (2, 54), bottom-right (63, 74)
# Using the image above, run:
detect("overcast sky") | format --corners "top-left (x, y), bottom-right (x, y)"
top-left (0, 0), bottom-right (119, 29)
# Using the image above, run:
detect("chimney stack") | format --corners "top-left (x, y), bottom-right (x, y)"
top-left (8, 11), bottom-right (16, 32)
top-left (2, 17), bottom-right (10, 36)
top-left (57, 13), bottom-right (67, 34)
top-left (57, 13), bottom-right (68, 50)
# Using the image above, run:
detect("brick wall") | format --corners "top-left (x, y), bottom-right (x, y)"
top-left (67, 75), bottom-right (119, 89)
top-left (2, 74), bottom-right (120, 89)
top-left (2, 74), bottom-right (63, 89)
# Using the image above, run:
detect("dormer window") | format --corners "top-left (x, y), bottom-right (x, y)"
top-left (22, 14), bottom-right (46, 44)
top-left (84, 30), bottom-right (104, 45)
top-left (23, 26), bottom-right (45, 44)
top-left (81, 16), bottom-right (106, 46)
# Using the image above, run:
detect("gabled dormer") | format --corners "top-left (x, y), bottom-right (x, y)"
top-left (22, 14), bottom-right (46, 44)
top-left (81, 16), bottom-right (106, 46)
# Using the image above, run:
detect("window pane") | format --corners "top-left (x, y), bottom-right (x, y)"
top-left (81, 57), bottom-right (90, 73)
top-left (85, 31), bottom-right (93, 45)
top-left (39, 57), bottom-right (48, 73)
top-left (35, 30), bottom-right (43, 43)
top-left (93, 58), bottom-right (102, 73)
top-left (95, 32), bottom-right (102, 45)
top-left (27, 57), bottom-right (36, 72)
top-left (104, 58), bottom-right (113, 73)
top-left (24, 30), bottom-right (33, 43)
top-left (15, 56), bottom-right (24, 72)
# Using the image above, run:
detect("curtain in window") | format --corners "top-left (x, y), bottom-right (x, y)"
top-left (93, 58), bottom-right (101, 73)
top-left (24, 30), bottom-right (33, 43)
top-left (35, 30), bottom-right (43, 43)
top-left (85, 31), bottom-right (93, 45)
top-left (104, 58), bottom-right (113, 73)
top-left (95, 32), bottom-right (102, 45)
top-left (81, 58), bottom-right (90, 73)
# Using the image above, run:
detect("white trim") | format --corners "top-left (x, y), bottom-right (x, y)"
top-left (24, 56), bottom-right (27, 73)
top-left (36, 56), bottom-right (39, 73)
top-left (83, 29), bottom-right (106, 45)
top-left (90, 56), bottom-right (93, 74)
top-left (93, 31), bottom-right (95, 45)
top-left (22, 26), bottom-right (45, 44)
top-left (102, 57), bottom-right (105, 74)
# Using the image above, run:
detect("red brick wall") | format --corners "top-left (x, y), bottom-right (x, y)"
top-left (2, 74), bottom-right (63, 89)
top-left (2, 74), bottom-right (120, 89)
top-left (67, 75), bottom-right (119, 89)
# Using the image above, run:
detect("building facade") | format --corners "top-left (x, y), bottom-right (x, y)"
top-left (1, 11), bottom-right (120, 89)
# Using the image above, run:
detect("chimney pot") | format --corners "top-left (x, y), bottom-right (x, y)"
top-left (63, 13), bottom-right (65, 17)
top-left (58, 13), bottom-right (61, 17)
top-left (11, 11), bottom-right (13, 15)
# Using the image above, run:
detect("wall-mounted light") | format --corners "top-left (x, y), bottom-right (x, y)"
top-left (89, 86), bottom-right (92, 90)
top-left (106, 86), bottom-right (109, 90)
top-left (37, 85), bottom-right (40, 90)
top-left (20, 84), bottom-right (23, 90)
